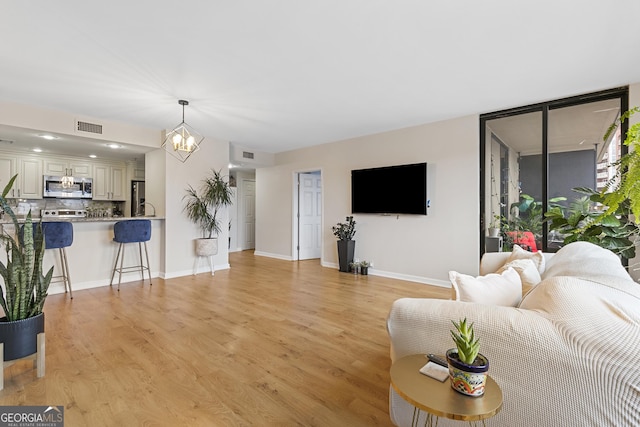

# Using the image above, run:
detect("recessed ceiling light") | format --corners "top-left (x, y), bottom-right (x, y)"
top-left (33, 148), bottom-right (43, 153)
top-left (40, 134), bottom-right (58, 140)
top-left (89, 154), bottom-right (97, 158)
top-left (107, 144), bottom-right (121, 149)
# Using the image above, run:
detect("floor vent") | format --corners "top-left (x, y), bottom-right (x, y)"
top-left (242, 151), bottom-right (254, 159)
top-left (76, 120), bottom-right (103, 134)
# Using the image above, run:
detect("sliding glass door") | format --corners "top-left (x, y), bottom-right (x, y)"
top-left (480, 88), bottom-right (628, 254)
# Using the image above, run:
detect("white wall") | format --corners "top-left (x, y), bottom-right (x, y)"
top-left (155, 138), bottom-right (231, 278)
top-left (256, 114), bottom-right (480, 287)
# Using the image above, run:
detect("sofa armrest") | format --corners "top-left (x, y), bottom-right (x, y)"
top-left (387, 297), bottom-right (570, 426)
top-left (387, 297), bottom-right (554, 362)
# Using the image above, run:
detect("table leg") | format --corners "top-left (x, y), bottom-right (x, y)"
top-left (411, 407), bottom-right (439, 427)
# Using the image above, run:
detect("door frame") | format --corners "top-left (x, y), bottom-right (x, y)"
top-left (292, 168), bottom-right (323, 261)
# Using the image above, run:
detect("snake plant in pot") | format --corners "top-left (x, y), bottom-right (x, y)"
top-left (183, 169), bottom-right (233, 264)
top-left (0, 175), bottom-right (53, 361)
top-left (446, 318), bottom-right (489, 397)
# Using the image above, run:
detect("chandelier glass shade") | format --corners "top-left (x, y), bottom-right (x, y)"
top-left (161, 100), bottom-right (204, 162)
top-left (61, 175), bottom-right (74, 189)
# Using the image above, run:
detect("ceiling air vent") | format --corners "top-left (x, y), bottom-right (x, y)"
top-left (242, 151), bottom-right (254, 159)
top-left (76, 120), bottom-right (103, 135)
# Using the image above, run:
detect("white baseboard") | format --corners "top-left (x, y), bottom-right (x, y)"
top-left (254, 251), bottom-right (293, 261)
top-left (47, 265), bottom-right (233, 295)
top-left (321, 261), bottom-right (449, 288)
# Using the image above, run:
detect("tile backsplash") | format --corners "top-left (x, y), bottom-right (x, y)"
top-left (2, 198), bottom-right (123, 217)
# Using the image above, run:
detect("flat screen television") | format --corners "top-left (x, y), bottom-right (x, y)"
top-left (351, 162), bottom-right (427, 215)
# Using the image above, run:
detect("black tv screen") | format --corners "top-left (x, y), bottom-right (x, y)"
top-left (351, 163), bottom-right (427, 215)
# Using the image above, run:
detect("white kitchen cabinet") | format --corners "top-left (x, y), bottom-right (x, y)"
top-left (93, 162), bottom-right (126, 201)
top-left (0, 156), bottom-right (17, 194)
top-left (44, 159), bottom-right (92, 177)
top-left (19, 157), bottom-right (43, 198)
top-left (0, 153), bottom-right (42, 199)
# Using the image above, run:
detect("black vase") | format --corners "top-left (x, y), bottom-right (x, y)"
top-left (0, 313), bottom-right (45, 361)
top-left (337, 240), bottom-right (355, 272)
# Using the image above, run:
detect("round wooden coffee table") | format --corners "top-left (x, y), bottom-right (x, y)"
top-left (390, 354), bottom-right (503, 426)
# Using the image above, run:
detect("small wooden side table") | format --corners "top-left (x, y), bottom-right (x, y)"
top-left (390, 354), bottom-right (503, 427)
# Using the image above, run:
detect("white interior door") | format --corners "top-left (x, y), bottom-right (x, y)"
top-left (298, 172), bottom-right (322, 260)
top-left (241, 178), bottom-right (255, 250)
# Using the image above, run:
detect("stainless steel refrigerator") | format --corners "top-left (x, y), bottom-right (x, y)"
top-left (131, 180), bottom-right (145, 216)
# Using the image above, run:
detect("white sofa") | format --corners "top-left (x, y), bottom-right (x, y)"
top-left (387, 242), bottom-right (640, 426)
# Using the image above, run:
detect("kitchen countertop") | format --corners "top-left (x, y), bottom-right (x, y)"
top-left (0, 216), bottom-right (164, 224)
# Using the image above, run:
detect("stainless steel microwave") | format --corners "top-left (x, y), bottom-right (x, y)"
top-left (43, 175), bottom-right (93, 199)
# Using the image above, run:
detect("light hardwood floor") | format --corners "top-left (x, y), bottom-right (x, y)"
top-left (0, 251), bottom-right (449, 426)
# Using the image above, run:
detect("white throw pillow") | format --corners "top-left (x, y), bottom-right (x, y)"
top-left (496, 258), bottom-right (542, 294)
top-left (449, 267), bottom-right (522, 307)
top-left (542, 241), bottom-right (631, 281)
top-left (506, 245), bottom-right (546, 275)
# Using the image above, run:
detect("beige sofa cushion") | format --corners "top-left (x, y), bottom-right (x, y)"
top-left (449, 267), bottom-right (522, 307)
top-left (496, 258), bottom-right (542, 294)
top-left (506, 244), bottom-right (546, 274)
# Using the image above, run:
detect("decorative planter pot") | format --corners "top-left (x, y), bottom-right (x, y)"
top-left (488, 228), bottom-right (500, 238)
top-left (195, 238), bottom-right (218, 257)
top-left (0, 313), bottom-right (45, 361)
top-left (360, 266), bottom-right (368, 275)
top-left (446, 348), bottom-right (489, 397)
top-left (337, 240), bottom-right (355, 272)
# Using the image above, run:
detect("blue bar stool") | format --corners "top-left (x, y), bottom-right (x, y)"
top-left (110, 219), bottom-right (152, 290)
top-left (41, 222), bottom-right (74, 299)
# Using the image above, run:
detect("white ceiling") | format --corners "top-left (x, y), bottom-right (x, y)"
top-left (1, 1), bottom-right (640, 159)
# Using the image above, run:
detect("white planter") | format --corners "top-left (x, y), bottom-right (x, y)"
top-left (195, 238), bottom-right (218, 257)
top-left (488, 228), bottom-right (500, 238)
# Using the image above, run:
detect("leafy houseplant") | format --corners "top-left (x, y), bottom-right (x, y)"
top-left (445, 318), bottom-right (489, 397)
top-left (332, 216), bottom-right (356, 272)
top-left (599, 106), bottom-right (640, 221)
top-left (183, 169), bottom-right (233, 262)
top-left (0, 174), bottom-right (52, 360)
top-left (545, 188), bottom-right (639, 258)
top-left (544, 107), bottom-right (640, 259)
top-left (332, 216), bottom-right (356, 241)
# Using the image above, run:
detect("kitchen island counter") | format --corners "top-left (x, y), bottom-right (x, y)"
top-left (0, 217), bottom-right (165, 295)
top-left (0, 216), bottom-right (165, 224)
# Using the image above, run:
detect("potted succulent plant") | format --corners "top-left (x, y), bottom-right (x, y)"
top-left (332, 216), bottom-right (356, 272)
top-left (488, 214), bottom-right (501, 238)
top-left (0, 175), bottom-right (52, 361)
top-left (349, 261), bottom-right (360, 275)
top-left (359, 260), bottom-right (370, 275)
top-left (446, 318), bottom-right (489, 397)
top-left (183, 169), bottom-right (234, 262)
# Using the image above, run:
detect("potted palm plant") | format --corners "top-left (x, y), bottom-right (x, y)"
top-left (332, 216), bottom-right (356, 272)
top-left (446, 318), bottom-right (489, 397)
top-left (0, 175), bottom-right (53, 361)
top-left (183, 169), bottom-right (234, 260)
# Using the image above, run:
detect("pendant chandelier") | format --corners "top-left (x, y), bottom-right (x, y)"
top-left (161, 100), bottom-right (204, 162)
